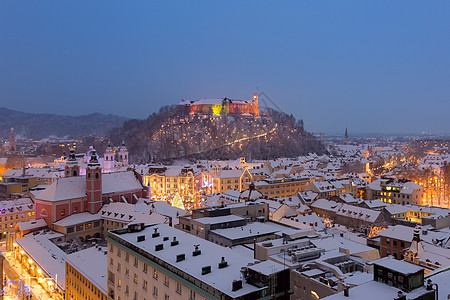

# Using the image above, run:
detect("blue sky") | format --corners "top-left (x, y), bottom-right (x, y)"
top-left (1, 1), bottom-right (449, 134)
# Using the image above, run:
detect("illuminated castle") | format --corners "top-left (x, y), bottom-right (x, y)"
top-left (179, 93), bottom-right (260, 117)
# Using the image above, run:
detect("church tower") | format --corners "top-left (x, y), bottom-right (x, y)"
top-left (343, 128), bottom-right (349, 145)
top-left (118, 141), bottom-right (129, 167)
top-left (9, 127), bottom-right (16, 151)
top-left (103, 144), bottom-right (115, 173)
top-left (86, 149), bottom-right (103, 214)
top-left (64, 148), bottom-right (80, 177)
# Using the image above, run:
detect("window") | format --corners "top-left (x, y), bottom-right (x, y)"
top-left (125, 285), bottom-right (129, 296)
top-left (153, 286), bottom-right (158, 297)
top-left (153, 268), bottom-right (158, 279)
top-left (117, 279), bottom-right (122, 290)
top-left (164, 275), bottom-right (169, 287)
top-left (398, 276), bottom-right (404, 283)
top-left (190, 290), bottom-right (196, 300)
top-left (125, 268), bottom-right (129, 278)
top-left (143, 280), bottom-right (148, 290)
top-left (40, 209), bottom-right (48, 217)
top-left (60, 209), bottom-right (65, 216)
top-left (67, 227), bottom-right (74, 233)
top-left (393, 240), bottom-right (397, 246)
top-left (110, 258), bottom-right (114, 266)
top-left (117, 263), bottom-right (121, 272)
top-left (125, 253), bottom-right (129, 262)
top-left (401, 242), bottom-right (405, 248)
top-left (143, 263), bottom-right (147, 273)
top-left (133, 273), bottom-right (138, 284)
top-left (134, 257), bottom-right (139, 268)
top-left (176, 282), bottom-right (182, 295)
top-left (117, 248), bottom-right (121, 257)
top-left (386, 238), bottom-right (390, 244)
top-left (165, 294), bottom-right (169, 300)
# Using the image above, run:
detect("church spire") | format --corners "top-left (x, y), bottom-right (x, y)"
top-left (343, 127), bottom-right (349, 145)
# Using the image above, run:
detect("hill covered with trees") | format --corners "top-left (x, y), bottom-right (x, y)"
top-left (109, 105), bottom-right (326, 163)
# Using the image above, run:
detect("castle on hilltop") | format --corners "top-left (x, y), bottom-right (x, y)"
top-left (179, 93), bottom-right (260, 117)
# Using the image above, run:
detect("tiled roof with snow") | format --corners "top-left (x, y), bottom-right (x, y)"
top-left (0, 197), bottom-right (34, 214)
top-left (35, 171), bottom-right (143, 202)
top-left (336, 204), bottom-right (381, 223)
top-left (53, 212), bottom-right (101, 227)
top-left (310, 199), bottom-right (342, 212)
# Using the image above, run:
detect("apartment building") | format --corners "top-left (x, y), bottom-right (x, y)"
top-left (366, 178), bottom-right (424, 205)
top-left (250, 177), bottom-right (310, 198)
top-left (106, 223), bottom-right (291, 300)
top-left (64, 246), bottom-right (108, 300)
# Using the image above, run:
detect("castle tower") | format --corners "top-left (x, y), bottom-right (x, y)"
top-left (118, 141), bottom-right (129, 167)
top-left (252, 93), bottom-right (260, 117)
top-left (9, 127), bottom-right (16, 151)
top-left (86, 149), bottom-right (103, 214)
top-left (103, 143), bottom-right (115, 173)
top-left (64, 148), bottom-right (80, 177)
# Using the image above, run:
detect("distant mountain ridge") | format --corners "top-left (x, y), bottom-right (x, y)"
top-left (0, 107), bottom-right (129, 139)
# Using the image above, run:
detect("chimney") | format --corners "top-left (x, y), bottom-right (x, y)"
top-left (394, 291), bottom-right (406, 300)
top-left (343, 285), bottom-right (349, 297)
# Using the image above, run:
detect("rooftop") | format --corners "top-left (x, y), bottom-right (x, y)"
top-left (108, 224), bottom-right (265, 298)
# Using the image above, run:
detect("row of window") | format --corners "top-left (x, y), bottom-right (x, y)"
top-left (0, 213), bottom-right (30, 221)
top-left (109, 245), bottom-right (199, 300)
top-left (67, 264), bottom-right (106, 300)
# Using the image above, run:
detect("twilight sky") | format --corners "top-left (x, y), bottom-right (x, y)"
top-left (1, 1), bottom-right (449, 134)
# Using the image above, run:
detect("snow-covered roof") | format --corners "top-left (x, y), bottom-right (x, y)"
top-left (0, 197), bottom-right (34, 214)
top-left (248, 260), bottom-right (285, 276)
top-left (99, 202), bottom-right (169, 226)
top-left (215, 169), bottom-right (246, 178)
top-left (36, 171), bottom-right (143, 202)
top-left (377, 225), bottom-right (448, 245)
top-left (310, 199), bottom-right (342, 212)
top-left (16, 230), bottom-right (66, 290)
top-left (322, 280), bottom-right (428, 300)
top-left (280, 213), bottom-right (325, 231)
top-left (210, 222), bottom-right (280, 241)
top-left (108, 224), bottom-right (262, 298)
top-left (194, 214), bottom-right (245, 225)
top-left (17, 218), bottom-right (47, 232)
top-left (335, 204), bottom-right (381, 223)
top-left (63, 246), bottom-right (108, 295)
top-left (53, 212), bottom-right (101, 227)
top-left (362, 199), bottom-right (387, 209)
top-left (372, 257), bottom-right (423, 275)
